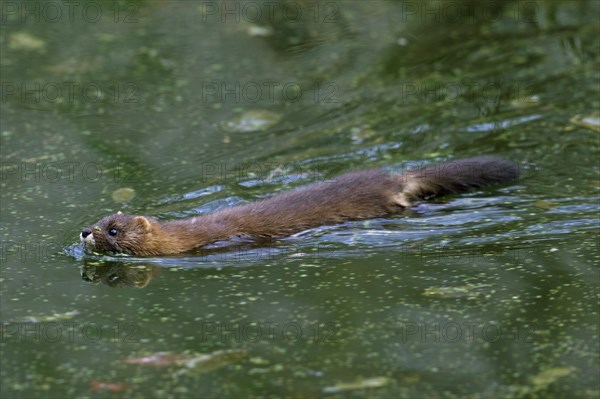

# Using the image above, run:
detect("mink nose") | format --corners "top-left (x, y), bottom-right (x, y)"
top-left (81, 228), bottom-right (92, 238)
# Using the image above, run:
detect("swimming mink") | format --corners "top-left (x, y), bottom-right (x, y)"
top-left (80, 157), bottom-right (519, 256)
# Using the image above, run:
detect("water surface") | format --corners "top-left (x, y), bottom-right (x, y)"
top-left (1, 1), bottom-right (598, 398)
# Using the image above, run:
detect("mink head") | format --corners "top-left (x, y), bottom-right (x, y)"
top-left (80, 212), bottom-right (160, 256)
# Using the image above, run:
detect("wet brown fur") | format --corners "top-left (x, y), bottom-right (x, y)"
top-left (82, 157), bottom-right (519, 256)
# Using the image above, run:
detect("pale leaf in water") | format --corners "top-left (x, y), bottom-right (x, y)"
top-left (90, 380), bottom-right (129, 393)
top-left (221, 110), bottom-right (282, 133)
top-left (530, 367), bottom-right (574, 388)
top-left (11, 310), bottom-right (80, 323)
top-left (570, 114), bottom-right (600, 132)
top-left (423, 284), bottom-right (489, 299)
top-left (247, 25), bottom-right (274, 37)
top-left (9, 32), bottom-right (46, 51)
top-left (112, 188), bottom-right (136, 203)
top-left (181, 349), bottom-right (247, 374)
top-left (125, 352), bottom-right (190, 367)
top-left (125, 349), bottom-right (247, 374)
top-left (322, 377), bottom-right (391, 393)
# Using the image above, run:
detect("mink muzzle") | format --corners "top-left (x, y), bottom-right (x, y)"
top-left (80, 156), bottom-right (519, 256)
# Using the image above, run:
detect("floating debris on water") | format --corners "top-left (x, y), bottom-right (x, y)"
top-left (323, 377), bottom-right (391, 393)
top-left (570, 114), bottom-right (600, 132)
top-left (350, 125), bottom-right (377, 144)
top-left (221, 110), bottom-right (282, 133)
top-left (90, 380), bottom-right (129, 393)
top-left (180, 349), bottom-right (248, 374)
top-left (9, 310), bottom-right (80, 323)
top-left (423, 284), bottom-right (489, 299)
top-left (530, 367), bottom-right (575, 388)
top-left (247, 25), bottom-right (274, 37)
top-left (9, 32), bottom-right (46, 51)
top-left (112, 187), bottom-right (136, 203)
top-left (125, 349), bottom-right (247, 374)
top-left (48, 58), bottom-right (97, 74)
top-left (125, 352), bottom-right (190, 367)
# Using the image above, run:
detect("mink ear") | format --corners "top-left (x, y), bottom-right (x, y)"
top-left (133, 216), bottom-right (152, 232)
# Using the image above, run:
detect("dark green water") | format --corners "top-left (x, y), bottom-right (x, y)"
top-left (1, 1), bottom-right (598, 398)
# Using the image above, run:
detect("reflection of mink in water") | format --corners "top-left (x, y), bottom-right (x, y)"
top-left (81, 262), bottom-right (158, 288)
top-left (80, 157), bottom-right (519, 256)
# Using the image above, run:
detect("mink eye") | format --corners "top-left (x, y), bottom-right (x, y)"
top-left (108, 227), bottom-right (118, 236)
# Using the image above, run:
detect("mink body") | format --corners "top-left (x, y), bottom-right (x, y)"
top-left (80, 157), bottom-right (519, 256)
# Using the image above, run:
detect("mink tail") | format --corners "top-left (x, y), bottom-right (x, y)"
top-left (395, 156), bottom-right (520, 207)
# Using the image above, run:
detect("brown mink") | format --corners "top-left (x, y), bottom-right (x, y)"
top-left (80, 157), bottom-right (519, 256)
